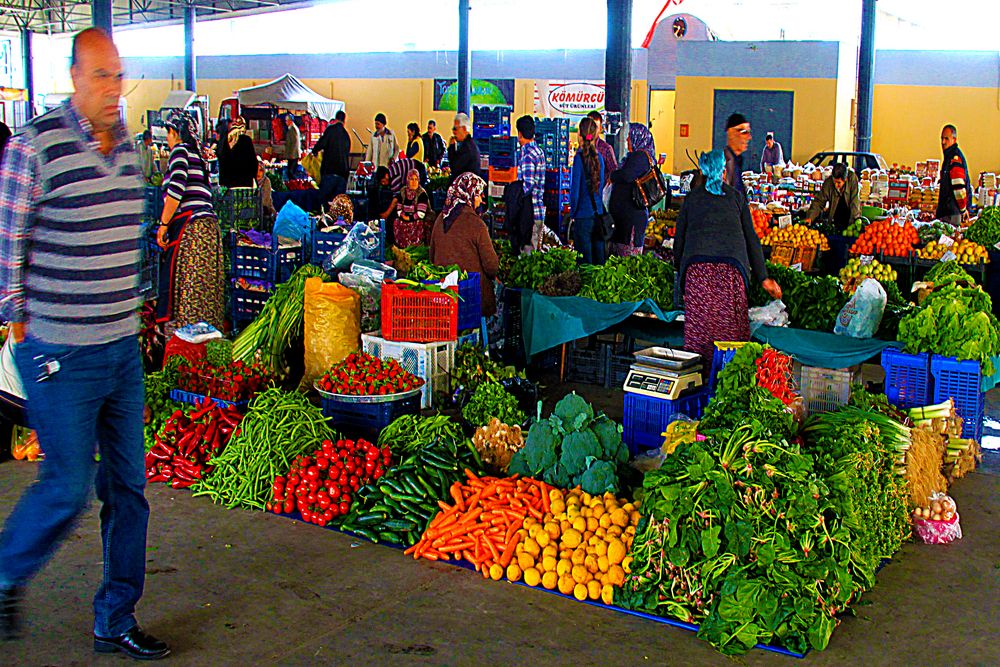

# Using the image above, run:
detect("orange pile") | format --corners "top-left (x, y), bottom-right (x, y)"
top-left (751, 207), bottom-right (771, 240)
top-left (849, 218), bottom-right (919, 257)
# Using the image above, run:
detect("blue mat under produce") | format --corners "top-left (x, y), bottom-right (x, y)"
top-left (521, 290), bottom-right (683, 357)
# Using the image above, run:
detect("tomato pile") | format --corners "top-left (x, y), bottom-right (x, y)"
top-left (755, 348), bottom-right (797, 406)
top-left (145, 398), bottom-right (243, 489)
top-left (177, 358), bottom-right (272, 403)
top-left (267, 438), bottom-right (391, 526)
top-left (849, 219), bottom-right (919, 257)
top-left (317, 352), bottom-right (424, 396)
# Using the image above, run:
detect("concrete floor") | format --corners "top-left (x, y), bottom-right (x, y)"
top-left (1, 378), bottom-right (998, 666)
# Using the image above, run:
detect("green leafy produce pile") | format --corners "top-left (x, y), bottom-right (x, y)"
top-left (898, 269), bottom-right (1000, 374)
top-left (579, 253), bottom-right (675, 308)
top-left (461, 382), bottom-right (525, 427)
top-left (925, 259), bottom-right (976, 286)
top-left (876, 279), bottom-right (913, 340)
top-left (917, 219), bottom-right (958, 245)
top-left (451, 343), bottom-right (523, 393)
top-left (698, 343), bottom-right (796, 440)
top-left (409, 261), bottom-right (468, 282)
top-left (617, 400), bottom-right (912, 655)
top-left (507, 393), bottom-right (628, 495)
top-left (538, 270), bottom-right (583, 297)
top-left (751, 263), bottom-right (848, 332)
top-left (507, 248), bottom-right (580, 290)
top-left (963, 206), bottom-right (1000, 247)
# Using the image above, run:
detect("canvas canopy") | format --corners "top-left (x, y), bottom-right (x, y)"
top-left (236, 74), bottom-right (344, 121)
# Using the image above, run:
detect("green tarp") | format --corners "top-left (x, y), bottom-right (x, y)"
top-left (521, 290), bottom-right (682, 357)
top-left (751, 326), bottom-right (896, 369)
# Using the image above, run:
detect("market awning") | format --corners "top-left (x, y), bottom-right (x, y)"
top-left (236, 74), bottom-right (344, 121)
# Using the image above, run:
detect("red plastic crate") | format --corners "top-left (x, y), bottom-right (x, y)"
top-left (381, 282), bottom-right (458, 343)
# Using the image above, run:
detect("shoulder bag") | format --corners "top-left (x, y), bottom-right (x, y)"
top-left (632, 151), bottom-right (668, 209)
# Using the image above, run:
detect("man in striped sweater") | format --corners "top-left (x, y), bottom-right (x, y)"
top-left (0, 29), bottom-right (169, 660)
top-left (936, 124), bottom-right (972, 225)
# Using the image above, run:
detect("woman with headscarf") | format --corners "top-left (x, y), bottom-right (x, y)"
top-left (393, 169), bottom-right (431, 247)
top-left (674, 149), bottom-right (781, 366)
top-left (217, 116), bottom-right (258, 188)
top-left (429, 172), bottom-right (500, 317)
top-left (569, 117), bottom-right (608, 265)
top-left (609, 123), bottom-right (662, 257)
top-left (155, 110), bottom-right (225, 335)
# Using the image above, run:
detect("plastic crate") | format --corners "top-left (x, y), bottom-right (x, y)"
top-left (214, 187), bottom-right (262, 232)
top-left (930, 355), bottom-right (985, 440)
top-left (138, 226), bottom-right (160, 301)
top-left (488, 136), bottom-right (518, 169)
top-left (544, 169), bottom-right (571, 190)
top-left (881, 348), bottom-right (932, 410)
top-left (230, 231), bottom-right (304, 284)
top-left (381, 281), bottom-right (458, 343)
top-left (606, 352), bottom-right (635, 390)
top-left (321, 393), bottom-right (421, 440)
top-left (798, 365), bottom-right (859, 415)
top-left (565, 342), bottom-right (609, 386)
top-left (499, 287), bottom-right (524, 364)
top-left (708, 342), bottom-right (750, 394)
top-left (230, 284), bottom-right (273, 323)
top-left (623, 388), bottom-right (711, 456)
top-left (361, 333), bottom-right (455, 409)
top-left (311, 228), bottom-right (348, 267)
top-left (473, 105), bottom-right (511, 127)
top-left (543, 189), bottom-right (570, 210)
top-left (457, 273), bottom-right (482, 332)
top-left (169, 388), bottom-right (248, 412)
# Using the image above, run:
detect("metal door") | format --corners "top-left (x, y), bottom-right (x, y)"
top-left (712, 90), bottom-right (794, 172)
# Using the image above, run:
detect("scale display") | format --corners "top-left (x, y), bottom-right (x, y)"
top-left (623, 365), bottom-right (703, 400)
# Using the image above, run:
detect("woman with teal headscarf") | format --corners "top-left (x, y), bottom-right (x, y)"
top-left (674, 149), bottom-right (782, 367)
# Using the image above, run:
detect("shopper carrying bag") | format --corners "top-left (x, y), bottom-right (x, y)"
top-left (569, 117), bottom-right (610, 265)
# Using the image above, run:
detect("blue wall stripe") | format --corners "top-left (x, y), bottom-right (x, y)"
top-left (874, 50), bottom-right (999, 88)
top-left (124, 49), bottom-right (648, 82)
top-left (677, 41), bottom-right (841, 79)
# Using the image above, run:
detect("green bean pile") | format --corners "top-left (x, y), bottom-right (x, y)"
top-left (376, 414), bottom-right (466, 455)
top-left (193, 388), bottom-right (335, 510)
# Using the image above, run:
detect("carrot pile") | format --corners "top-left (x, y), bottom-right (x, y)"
top-left (404, 470), bottom-right (550, 576)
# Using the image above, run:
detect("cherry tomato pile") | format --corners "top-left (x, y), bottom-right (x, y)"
top-left (317, 352), bottom-right (424, 396)
top-left (755, 348), bottom-right (797, 406)
top-left (145, 398), bottom-right (243, 489)
top-left (177, 358), bottom-right (272, 403)
top-left (849, 218), bottom-right (919, 257)
top-left (267, 438), bottom-right (392, 526)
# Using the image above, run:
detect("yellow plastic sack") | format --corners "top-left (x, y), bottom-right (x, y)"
top-left (302, 152), bottom-right (323, 185)
top-left (303, 278), bottom-right (360, 387)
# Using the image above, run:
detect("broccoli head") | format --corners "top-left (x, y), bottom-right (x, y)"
top-left (520, 420), bottom-right (559, 474)
top-left (543, 462), bottom-right (572, 489)
top-left (580, 459), bottom-right (619, 495)
top-left (591, 414), bottom-right (624, 461)
top-left (552, 393), bottom-right (594, 433)
top-left (560, 430), bottom-right (602, 478)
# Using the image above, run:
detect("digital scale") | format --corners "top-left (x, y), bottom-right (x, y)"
top-left (622, 347), bottom-right (704, 400)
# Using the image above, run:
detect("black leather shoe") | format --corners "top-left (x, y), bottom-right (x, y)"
top-left (0, 586), bottom-right (22, 641)
top-left (94, 625), bottom-right (170, 660)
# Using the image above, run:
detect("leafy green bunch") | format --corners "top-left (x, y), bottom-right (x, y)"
top-left (507, 393), bottom-right (628, 495)
top-left (579, 253), bottom-right (675, 309)
top-left (964, 206), bottom-right (1000, 248)
top-left (461, 382), bottom-right (525, 428)
top-left (507, 248), bottom-right (580, 290)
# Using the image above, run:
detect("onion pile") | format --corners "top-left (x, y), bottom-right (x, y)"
top-left (912, 495), bottom-right (957, 522)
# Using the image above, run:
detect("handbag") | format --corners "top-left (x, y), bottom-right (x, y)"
top-left (632, 151), bottom-right (668, 209)
top-left (583, 160), bottom-right (615, 242)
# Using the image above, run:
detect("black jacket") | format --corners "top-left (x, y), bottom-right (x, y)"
top-left (674, 182), bottom-right (767, 294)
top-left (937, 143), bottom-right (972, 218)
top-left (503, 181), bottom-right (535, 251)
top-left (447, 136), bottom-right (482, 184)
top-left (314, 122), bottom-right (351, 178)
top-left (609, 151), bottom-right (654, 243)
top-left (217, 134), bottom-right (258, 188)
top-left (422, 132), bottom-right (446, 167)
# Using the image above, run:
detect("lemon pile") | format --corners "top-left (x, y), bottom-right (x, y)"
top-left (504, 488), bottom-right (639, 605)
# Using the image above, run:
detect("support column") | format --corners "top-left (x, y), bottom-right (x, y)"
top-left (855, 0), bottom-right (877, 153)
top-left (457, 0), bottom-right (471, 117)
top-left (91, 0), bottom-right (113, 34)
top-left (21, 28), bottom-right (34, 120)
top-left (605, 0), bottom-right (632, 159)
top-left (184, 3), bottom-right (196, 92)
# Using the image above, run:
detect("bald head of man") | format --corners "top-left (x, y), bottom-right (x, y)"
top-left (70, 28), bottom-right (124, 133)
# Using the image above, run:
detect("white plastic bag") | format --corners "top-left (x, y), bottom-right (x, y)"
top-left (834, 278), bottom-right (886, 339)
top-left (749, 300), bottom-right (790, 331)
top-left (324, 222), bottom-right (379, 272)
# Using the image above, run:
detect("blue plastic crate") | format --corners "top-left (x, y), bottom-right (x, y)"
top-left (623, 389), bottom-right (711, 456)
top-left (930, 355), bottom-right (985, 440)
top-left (543, 189), bottom-right (570, 210)
top-left (535, 117), bottom-right (570, 134)
top-left (230, 231), bottom-right (304, 284)
top-left (881, 348), bottom-right (932, 410)
top-left (475, 137), bottom-right (492, 155)
top-left (230, 284), bottom-right (273, 323)
top-left (488, 136), bottom-right (518, 169)
top-left (708, 347), bottom-right (739, 396)
top-left (457, 273), bottom-right (482, 332)
top-left (321, 394), bottom-right (421, 440)
top-left (544, 169), bottom-right (571, 190)
top-left (138, 225), bottom-right (160, 301)
top-left (311, 228), bottom-right (348, 267)
top-left (473, 105), bottom-right (511, 127)
top-left (169, 388), bottom-right (249, 412)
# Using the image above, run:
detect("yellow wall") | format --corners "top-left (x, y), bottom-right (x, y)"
top-left (672, 75), bottom-right (840, 174)
top-left (649, 90), bottom-right (675, 170)
top-left (871, 84), bottom-right (1000, 175)
top-left (123, 76), bottom-right (650, 148)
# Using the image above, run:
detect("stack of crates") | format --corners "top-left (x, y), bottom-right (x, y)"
top-left (543, 169), bottom-right (571, 211)
top-left (214, 187), bottom-right (263, 233)
top-left (473, 105), bottom-right (511, 155)
top-left (488, 136), bottom-right (518, 169)
top-left (535, 118), bottom-right (571, 170)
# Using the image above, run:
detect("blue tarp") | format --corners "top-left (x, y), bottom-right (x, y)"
top-left (751, 326), bottom-right (897, 369)
top-left (521, 290), bottom-right (682, 357)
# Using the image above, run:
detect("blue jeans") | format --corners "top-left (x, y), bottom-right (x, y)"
top-left (0, 336), bottom-right (148, 637)
top-left (319, 174), bottom-right (347, 205)
top-left (573, 216), bottom-right (607, 265)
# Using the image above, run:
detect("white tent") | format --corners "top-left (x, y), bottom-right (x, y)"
top-left (236, 74), bottom-right (344, 121)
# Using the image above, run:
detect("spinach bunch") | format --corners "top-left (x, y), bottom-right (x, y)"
top-left (964, 206), bottom-right (1000, 248)
top-left (506, 248), bottom-right (580, 290)
top-left (578, 253), bottom-right (675, 308)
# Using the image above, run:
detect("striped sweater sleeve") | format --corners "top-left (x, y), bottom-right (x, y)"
top-left (949, 157), bottom-right (968, 212)
top-left (165, 147), bottom-right (190, 201)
